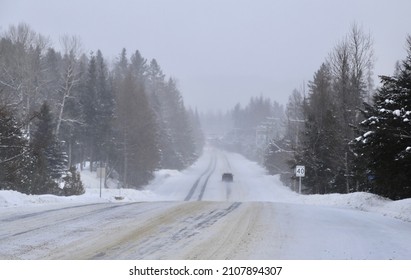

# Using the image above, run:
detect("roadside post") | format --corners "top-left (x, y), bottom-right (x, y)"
top-left (295, 165), bottom-right (305, 194)
top-left (97, 167), bottom-right (106, 198)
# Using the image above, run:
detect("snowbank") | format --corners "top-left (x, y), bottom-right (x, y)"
top-left (301, 192), bottom-right (411, 222)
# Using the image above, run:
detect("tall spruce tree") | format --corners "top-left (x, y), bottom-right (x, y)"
top-left (94, 50), bottom-right (114, 165)
top-left (164, 78), bottom-right (197, 168)
top-left (113, 55), bottom-right (160, 188)
top-left (30, 102), bottom-right (67, 194)
top-left (296, 63), bottom-right (345, 193)
top-left (130, 50), bottom-right (148, 82)
top-left (80, 53), bottom-right (98, 171)
top-left (146, 59), bottom-right (180, 169)
top-left (354, 36), bottom-right (411, 199)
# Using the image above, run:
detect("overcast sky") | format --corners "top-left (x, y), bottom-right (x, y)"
top-left (1, 0), bottom-right (411, 112)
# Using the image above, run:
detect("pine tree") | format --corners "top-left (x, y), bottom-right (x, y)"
top-left (94, 50), bottom-right (114, 165)
top-left (146, 59), bottom-right (179, 169)
top-left (130, 50), bottom-right (148, 82)
top-left (296, 63), bottom-right (345, 194)
top-left (30, 102), bottom-right (67, 194)
top-left (43, 47), bottom-right (63, 107)
top-left (163, 78), bottom-right (197, 169)
top-left (354, 36), bottom-right (411, 199)
top-left (0, 107), bottom-right (31, 192)
top-left (80, 53), bottom-right (98, 171)
top-left (63, 166), bottom-right (85, 196)
top-left (113, 64), bottom-right (160, 188)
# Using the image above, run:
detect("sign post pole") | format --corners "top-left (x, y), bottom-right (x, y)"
top-left (97, 167), bottom-right (106, 198)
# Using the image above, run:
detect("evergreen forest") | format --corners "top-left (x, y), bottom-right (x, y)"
top-left (0, 23), bottom-right (204, 195)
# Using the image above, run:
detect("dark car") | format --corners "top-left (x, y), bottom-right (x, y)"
top-left (222, 173), bottom-right (233, 182)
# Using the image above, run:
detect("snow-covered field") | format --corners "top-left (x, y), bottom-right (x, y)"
top-left (1, 147), bottom-right (411, 259)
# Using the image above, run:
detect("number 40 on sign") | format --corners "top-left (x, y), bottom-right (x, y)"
top-left (296, 165), bottom-right (305, 177)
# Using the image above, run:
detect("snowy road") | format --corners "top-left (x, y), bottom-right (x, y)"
top-left (1, 147), bottom-right (411, 259)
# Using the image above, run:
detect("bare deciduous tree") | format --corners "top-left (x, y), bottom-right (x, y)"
top-left (55, 35), bottom-right (83, 137)
top-left (0, 23), bottom-right (50, 133)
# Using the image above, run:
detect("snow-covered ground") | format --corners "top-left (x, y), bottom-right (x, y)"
top-left (2, 147), bottom-right (410, 222)
top-left (1, 146), bottom-right (411, 259)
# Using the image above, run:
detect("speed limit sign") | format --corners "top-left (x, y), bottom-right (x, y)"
top-left (296, 165), bottom-right (305, 177)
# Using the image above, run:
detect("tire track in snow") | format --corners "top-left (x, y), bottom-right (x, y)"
top-left (91, 202), bottom-right (242, 259)
top-left (50, 202), bottom-right (206, 259)
top-left (184, 202), bottom-right (262, 259)
top-left (0, 202), bottom-right (169, 259)
top-left (0, 203), bottom-right (104, 223)
top-left (197, 155), bottom-right (217, 201)
top-left (0, 202), bottom-right (149, 241)
top-left (184, 153), bottom-right (216, 201)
